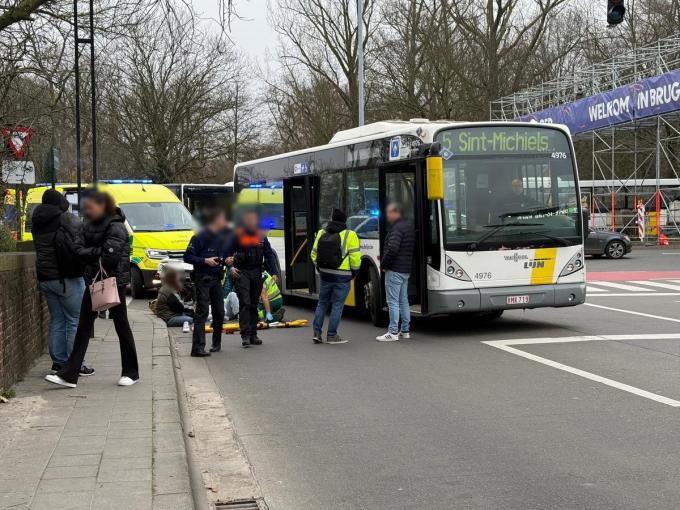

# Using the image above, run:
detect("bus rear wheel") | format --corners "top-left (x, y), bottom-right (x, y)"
top-left (363, 267), bottom-right (386, 327)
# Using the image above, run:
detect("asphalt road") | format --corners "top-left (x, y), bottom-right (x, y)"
top-left (195, 249), bottom-right (680, 510)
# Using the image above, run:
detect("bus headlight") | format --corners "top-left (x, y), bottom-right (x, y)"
top-left (445, 256), bottom-right (471, 281)
top-left (560, 252), bottom-right (584, 277)
top-left (145, 249), bottom-right (169, 260)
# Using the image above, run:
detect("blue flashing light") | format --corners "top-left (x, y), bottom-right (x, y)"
top-left (249, 183), bottom-right (264, 189)
top-left (261, 217), bottom-right (276, 229)
top-left (370, 209), bottom-right (380, 217)
top-left (103, 179), bottom-right (153, 184)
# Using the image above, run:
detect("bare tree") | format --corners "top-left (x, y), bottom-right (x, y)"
top-left (272, 0), bottom-right (377, 126)
top-left (102, 12), bottom-right (242, 183)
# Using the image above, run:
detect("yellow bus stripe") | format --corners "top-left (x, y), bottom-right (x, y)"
top-left (530, 248), bottom-right (557, 285)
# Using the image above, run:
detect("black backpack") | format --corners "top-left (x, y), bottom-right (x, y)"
top-left (54, 214), bottom-right (84, 278)
top-left (315, 230), bottom-right (345, 269)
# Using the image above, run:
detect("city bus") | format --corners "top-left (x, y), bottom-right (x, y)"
top-left (234, 120), bottom-right (586, 325)
top-left (164, 183), bottom-right (235, 221)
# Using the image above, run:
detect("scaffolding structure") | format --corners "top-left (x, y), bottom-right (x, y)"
top-left (490, 34), bottom-right (680, 242)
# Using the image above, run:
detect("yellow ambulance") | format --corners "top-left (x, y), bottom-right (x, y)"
top-left (23, 181), bottom-right (196, 296)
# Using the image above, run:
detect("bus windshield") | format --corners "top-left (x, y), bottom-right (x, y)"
top-left (120, 202), bottom-right (196, 232)
top-left (435, 126), bottom-right (581, 251)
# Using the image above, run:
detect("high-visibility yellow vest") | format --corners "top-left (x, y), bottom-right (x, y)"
top-left (311, 228), bottom-right (361, 276)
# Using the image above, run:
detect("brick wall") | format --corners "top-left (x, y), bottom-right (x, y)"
top-left (0, 253), bottom-right (49, 392)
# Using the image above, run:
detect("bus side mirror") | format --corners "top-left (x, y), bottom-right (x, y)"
top-left (426, 156), bottom-right (444, 200)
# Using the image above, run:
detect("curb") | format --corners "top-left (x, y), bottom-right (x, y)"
top-left (166, 330), bottom-right (213, 510)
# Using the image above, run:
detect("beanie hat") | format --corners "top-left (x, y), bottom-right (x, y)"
top-left (42, 189), bottom-right (68, 211)
top-left (331, 208), bottom-right (347, 223)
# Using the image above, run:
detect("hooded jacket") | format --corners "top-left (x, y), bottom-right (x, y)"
top-left (32, 197), bottom-right (84, 282)
top-left (75, 208), bottom-right (131, 285)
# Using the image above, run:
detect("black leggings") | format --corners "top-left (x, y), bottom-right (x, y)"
top-left (57, 286), bottom-right (139, 384)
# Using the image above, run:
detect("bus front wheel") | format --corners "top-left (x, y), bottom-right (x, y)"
top-left (363, 267), bottom-right (386, 327)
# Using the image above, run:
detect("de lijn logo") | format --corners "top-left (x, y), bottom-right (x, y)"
top-left (524, 258), bottom-right (551, 269)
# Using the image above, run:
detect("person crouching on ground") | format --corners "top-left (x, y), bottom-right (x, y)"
top-left (224, 208), bottom-right (280, 348)
top-left (156, 268), bottom-right (194, 330)
top-left (183, 209), bottom-right (229, 356)
top-left (32, 189), bottom-right (93, 377)
top-left (259, 271), bottom-right (285, 323)
top-left (311, 208), bottom-right (361, 345)
top-left (45, 191), bottom-right (139, 388)
top-left (376, 203), bottom-right (415, 342)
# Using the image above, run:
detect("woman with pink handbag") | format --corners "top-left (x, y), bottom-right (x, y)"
top-left (46, 191), bottom-right (139, 388)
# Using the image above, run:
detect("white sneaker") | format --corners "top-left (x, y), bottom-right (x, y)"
top-left (45, 374), bottom-right (77, 388)
top-left (399, 331), bottom-right (411, 339)
top-left (182, 321), bottom-right (190, 333)
top-left (376, 332), bottom-right (399, 342)
top-left (117, 377), bottom-right (138, 386)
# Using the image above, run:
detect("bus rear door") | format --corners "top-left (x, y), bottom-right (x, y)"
top-left (283, 175), bottom-right (319, 295)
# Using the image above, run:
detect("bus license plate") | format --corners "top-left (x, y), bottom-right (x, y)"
top-left (507, 295), bottom-right (530, 305)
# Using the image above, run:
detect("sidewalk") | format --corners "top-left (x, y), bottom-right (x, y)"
top-left (0, 305), bottom-right (193, 510)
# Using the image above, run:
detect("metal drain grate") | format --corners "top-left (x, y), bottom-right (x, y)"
top-left (215, 499), bottom-right (261, 510)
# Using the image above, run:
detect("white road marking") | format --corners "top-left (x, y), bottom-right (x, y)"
top-left (588, 292), bottom-right (680, 297)
top-left (584, 302), bottom-right (680, 323)
top-left (126, 296), bottom-right (133, 306)
top-left (629, 280), bottom-right (680, 291)
top-left (586, 285), bottom-right (608, 292)
top-left (588, 281), bottom-right (652, 292)
top-left (484, 334), bottom-right (680, 407)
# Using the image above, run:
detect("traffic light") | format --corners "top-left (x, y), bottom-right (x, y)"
top-left (607, 0), bottom-right (625, 25)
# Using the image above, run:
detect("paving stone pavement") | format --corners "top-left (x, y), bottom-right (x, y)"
top-left (0, 304), bottom-right (194, 510)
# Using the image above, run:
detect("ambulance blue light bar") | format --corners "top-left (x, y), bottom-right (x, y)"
top-left (102, 179), bottom-right (153, 184)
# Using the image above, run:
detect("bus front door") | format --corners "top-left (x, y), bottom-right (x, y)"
top-left (379, 162), bottom-right (428, 315)
top-left (283, 176), bottom-right (318, 294)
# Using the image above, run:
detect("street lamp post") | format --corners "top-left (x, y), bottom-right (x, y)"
top-left (357, 0), bottom-right (365, 127)
top-left (74, 0), bottom-right (98, 207)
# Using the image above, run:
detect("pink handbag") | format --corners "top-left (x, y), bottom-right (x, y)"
top-left (90, 260), bottom-right (120, 312)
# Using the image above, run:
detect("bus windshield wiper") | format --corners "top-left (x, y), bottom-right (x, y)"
top-left (467, 222), bottom-right (543, 251)
top-left (506, 230), bottom-right (571, 246)
top-left (499, 206), bottom-right (560, 219)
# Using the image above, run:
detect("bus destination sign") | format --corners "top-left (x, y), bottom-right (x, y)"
top-left (437, 126), bottom-right (569, 156)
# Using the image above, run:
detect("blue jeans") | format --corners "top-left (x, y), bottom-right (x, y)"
top-left (385, 271), bottom-right (410, 335)
top-left (40, 278), bottom-right (86, 365)
top-left (313, 280), bottom-right (351, 337)
top-left (167, 315), bottom-right (194, 327)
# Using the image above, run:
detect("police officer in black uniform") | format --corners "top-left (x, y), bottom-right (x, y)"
top-left (224, 208), bottom-right (279, 348)
top-left (183, 209), bottom-right (230, 356)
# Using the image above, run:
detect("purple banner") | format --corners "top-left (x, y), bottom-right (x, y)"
top-left (517, 68), bottom-right (680, 134)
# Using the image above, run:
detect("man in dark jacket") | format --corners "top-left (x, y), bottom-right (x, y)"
top-left (224, 208), bottom-right (279, 348)
top-left (183, 209), bottom-right (229, 356)
top-left (32, 189), bottom-right (93, 375)
top-left (376, 203), bottom-right (415, 342)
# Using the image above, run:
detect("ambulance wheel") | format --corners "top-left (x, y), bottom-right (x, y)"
top-left (364, 267), bottom-right (386, 327)
top-left (130, 266), bottom-right (144, 299)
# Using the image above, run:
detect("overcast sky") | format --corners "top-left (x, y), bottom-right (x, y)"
top-left (192, 0), bottom-right (278, 65)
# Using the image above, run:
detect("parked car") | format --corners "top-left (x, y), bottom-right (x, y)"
top-left (585, 228), bottom-right (632, 259)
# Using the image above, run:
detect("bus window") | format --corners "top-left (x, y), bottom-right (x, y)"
top-left (317, 171), bottom-right (342, 228)
top-left (385, 172), bottom-right (416, 223)
top-left (347, 168), bottom-right (379, 239)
